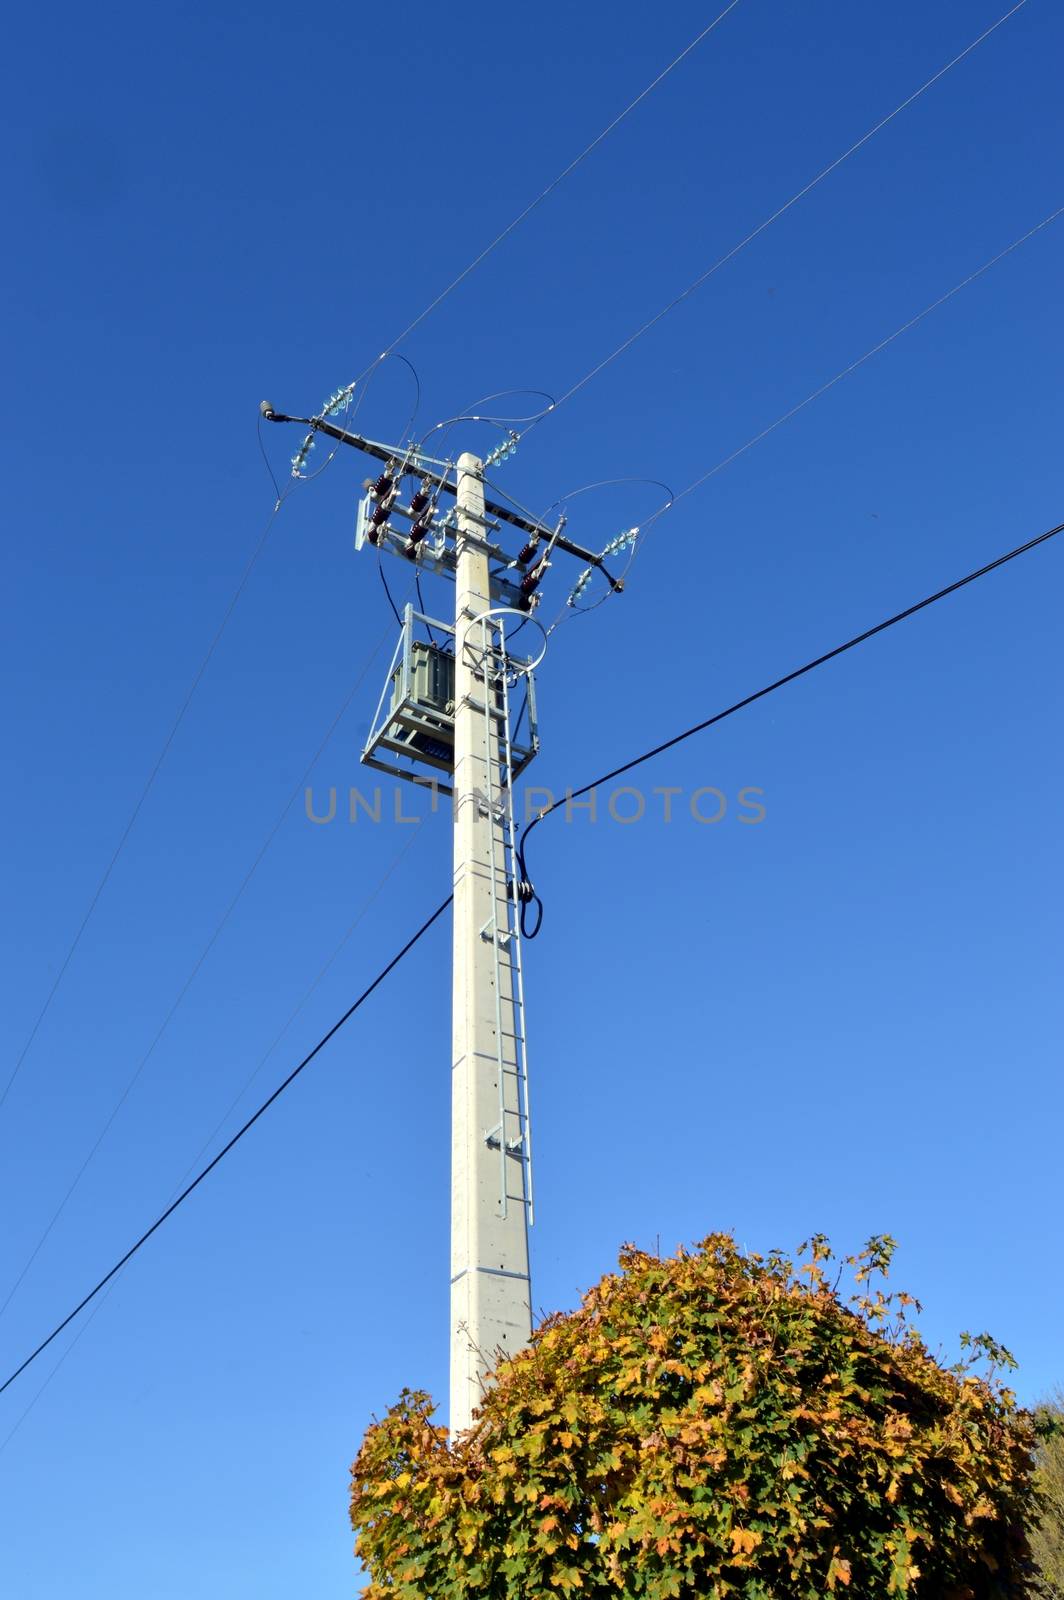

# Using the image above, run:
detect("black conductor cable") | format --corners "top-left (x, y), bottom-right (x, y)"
top-left (0, 896), bottom-right (453, 1401)
top-left (513, 517), bottom-right (1064, 939)
top-left (3, 517), bottom-right (1059, 1399)
top-left (377, 549), bottom-right (403, 626)
top-left (415, 564), bottom-right (440, 646)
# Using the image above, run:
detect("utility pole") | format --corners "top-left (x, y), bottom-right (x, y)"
top-left (449, 452), bottom-right (532, 1435)
top-left (260, 402), bottom-right (622, 1436)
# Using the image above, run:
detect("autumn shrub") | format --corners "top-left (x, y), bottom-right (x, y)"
top-left (350, 1234), bottom-right (1043, 1598)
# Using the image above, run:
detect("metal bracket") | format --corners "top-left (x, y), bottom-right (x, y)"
top-left (484, 1125), bottom-right (525, 1155)
top-left (475, 791), bottom-right (506, 821)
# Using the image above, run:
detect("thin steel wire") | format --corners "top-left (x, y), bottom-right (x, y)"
top-left (344, 3), bottom-right (743, 386)
top-left (0, 485), bottom-right (295, 1114)
top-left (0, 897), bottom-right (454, 1401)
top-left (636, 203), bottom-right (1064, 545)
top-left (542, 201), bottom-right (1063, 627)
top-left (0, 830), bottom-right (427, 1456)
top-left (1, 617), bottom-right (398, 1318)
top-left (519, 1), bottom-right (1031, 443)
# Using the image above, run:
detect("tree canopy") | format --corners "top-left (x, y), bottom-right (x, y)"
top-left (1031, 1390), bottom-right (1064, 1596)
top-left (350, 1234), bottom-right (1043, 1598)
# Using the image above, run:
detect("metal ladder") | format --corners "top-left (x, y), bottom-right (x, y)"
top-left (471, 611), bottom-right (534, 1229)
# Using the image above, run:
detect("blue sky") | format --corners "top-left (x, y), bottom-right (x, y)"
top-left (2, 0), bottom-right (1062, 1594)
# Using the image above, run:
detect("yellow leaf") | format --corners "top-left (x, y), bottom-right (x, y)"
top-left (827, 1556), bottom-right (852, 1589)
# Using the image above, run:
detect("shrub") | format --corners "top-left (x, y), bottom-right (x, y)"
top-left (350, 1234), bottom-right (1041, 1598)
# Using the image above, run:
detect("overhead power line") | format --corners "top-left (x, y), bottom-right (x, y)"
top-left (0, 896), bottom-right (453, 1401)
top-left (349, 2), bottom-right (743, 384)
top-left (0, 1263), bottom-right (121, 1456)
top-left (0, 828), bottom-right (425, 1455)
top-left (0, 624), bottom-right (397, 1326)
top-left (636, 204), bottom-right (1064, 531)
top-left (521, 0), bottom-right (1030, 440)
top-left (0, 495), bottom-right (290, 1115)
top-left (40, 185), bottom-right (1047, 1283)
top-left (2, 10), bottom-right (742, 1114)
top-left (169, 825), bottom-right (425, 1196)
top-left (2, 513), bottom-right (1060, 1403)
top-left (513, 517), bottom-right (1064, 930)
top-left (540, 200), bottom-right (1063, 635)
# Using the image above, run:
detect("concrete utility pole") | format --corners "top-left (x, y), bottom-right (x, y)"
top-left (262, 402), bottom-right (619, 1437)
top-left (449, 453), bottom-right (532, 1436)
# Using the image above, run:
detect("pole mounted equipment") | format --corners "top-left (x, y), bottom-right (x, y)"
top-left (260, 403), bottom-right (621, 583)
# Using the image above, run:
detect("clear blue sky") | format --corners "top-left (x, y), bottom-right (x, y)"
top-left (2, 1), bottom-right (1061, 1594)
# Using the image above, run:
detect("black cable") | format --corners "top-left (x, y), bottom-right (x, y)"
top-left (515, 518), bottom-right (1064, 938)
top-left (414, 564), bottom-right (438, 646)
top-left (510, 690), bottom-right (529, 747)
top-left (392, 352), bottom-right (422, 445)
top-left (5, 516), bottom-right (1058, 1398)
top-left (517, 882), bottom-right (543, 941)
top-left (0, 896), bottom-right (452, 1400)
top-left (0, 627), bottom-right (396, 1327)
top-left (377, 549), bottom-right (403, 626)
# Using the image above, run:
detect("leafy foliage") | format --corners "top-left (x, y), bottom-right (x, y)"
top-left (350, 1234), bottom-right (1041, 1598)
top-left (1031, 1391), bottom-right (1064, 1596)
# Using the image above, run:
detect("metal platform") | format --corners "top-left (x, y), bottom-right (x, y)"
top-left (360, 604), bottom-right (539, 794)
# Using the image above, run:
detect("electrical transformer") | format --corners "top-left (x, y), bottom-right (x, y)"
top-left (361, 606), bottom-right (539, 792)
top-left (388, 641), bottom-right (456, 770)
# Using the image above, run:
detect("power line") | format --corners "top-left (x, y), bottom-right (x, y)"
top-left (0, 627), bottom-right (395, 1324)
top-left (0, 829), bottom-right (426, 1454)
top-left (520, 0), bottom-right (1030, 441)
top-left (169, 826), bottom-right (425, 1195)
top-left (514, 517), bottom-right (1064, 932)
top-left (8, 0), bottom-right (716, 1107)
top-left (0, 895), bottom-right (453, 1401)
top-left (548, 199), bottom-right (1063, 625)
top-left (3, 344), bottom-right (425, 1119)
top-left (3, 514), bottom-right (1059, 1402)
top-left (637, 203), bottom-right (1064, 532)
top-left (0, 493), bottom-right (291, 1114)
top-left (348, 2), bottom-right (743, 385)
top-left (2, 0), bottom-right (1041, 1445)
top-left (267, 5), bottom-right (1046, 652)
top-left (0, 1265), bottom-right (122, 1456)
top-left (280, 7), bottom-right (742, 474)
